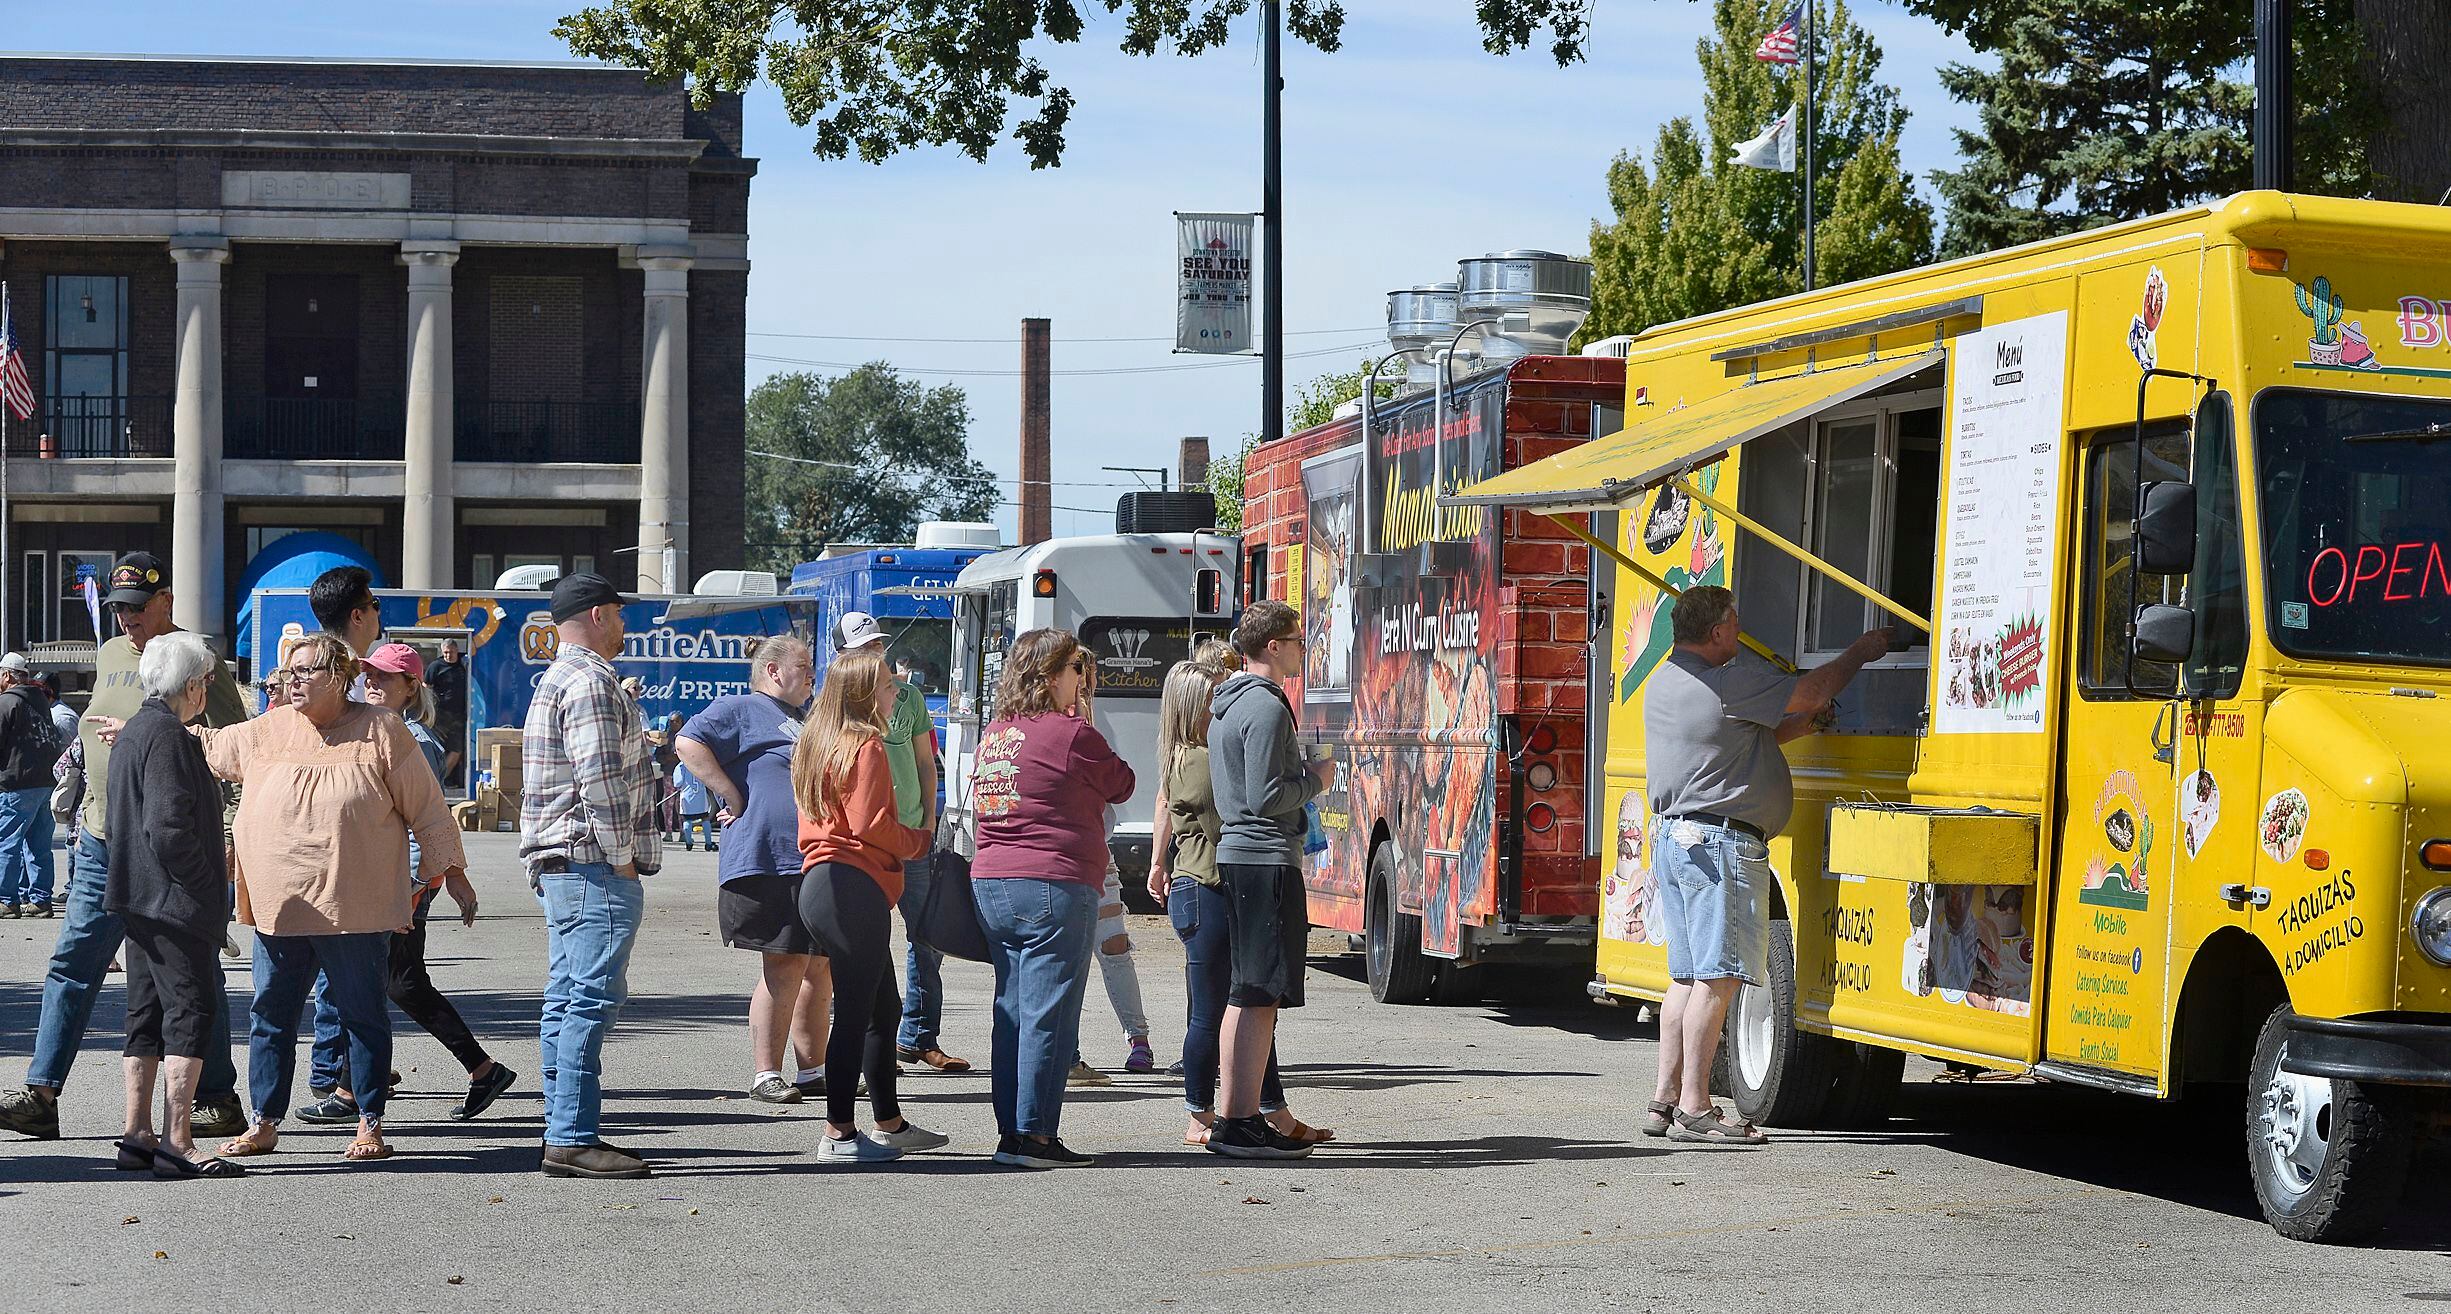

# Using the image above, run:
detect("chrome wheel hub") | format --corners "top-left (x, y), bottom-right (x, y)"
top-left (2256, 1044), bottom-right (2332, 1200)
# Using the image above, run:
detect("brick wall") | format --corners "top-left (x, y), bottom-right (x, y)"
top-left (0, 58), bottom-right (689, 140)
top-left (488, 276), bottom-right (586, 404)
top-left (223, 242), bottom-right (404, 406)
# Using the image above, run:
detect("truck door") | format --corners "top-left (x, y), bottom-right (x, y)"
top-left (2042, 423), bottom-right (2190, 1084)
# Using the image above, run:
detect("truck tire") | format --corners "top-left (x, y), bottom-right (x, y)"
top-left (2246, 1004), bottom-right (2411, 1243)
top-left (1428, 962), bottom-right (1483, 1006)
top-left (1820, 1041), bottom-right (1906, 1128)
top-left (1365, 843), bottom-right (1437, 1005)
top-left (1724, 920), bottom-right (1841, 1127)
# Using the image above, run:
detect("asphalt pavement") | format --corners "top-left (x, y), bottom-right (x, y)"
top-left (1, 831), bottom-right (2445, 1312)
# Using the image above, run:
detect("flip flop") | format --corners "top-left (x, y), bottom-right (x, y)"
top-left (217, 1128), bottom-right (278, 1157)
top-left (114, 1137), bottom-right (157, 1171)
top-left (1183, 1127), bottom-right (1212, 1147)
top-left (153, 1147), bottom-right (247, 1179)
top-left (343, 1130), bottom-right (393, 1161)
top-left (1282, 1119), bottom-right (1336, 1145)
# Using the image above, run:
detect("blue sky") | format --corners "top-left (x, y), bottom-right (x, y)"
top-left (17, 1), bottom-right (1981, 540)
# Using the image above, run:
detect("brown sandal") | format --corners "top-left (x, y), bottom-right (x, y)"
top-left (1280, 1119), bottom-right (1335, 1145)
top-left (343, 1128), bottom-right (393, 1161)
top-left (1640, 1100), bottom-right (1676, 1138)
top-left (1668, 1106), bottom-right (1769, 1146)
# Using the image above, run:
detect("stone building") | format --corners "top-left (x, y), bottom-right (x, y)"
top-left (0, 53), bottom-right (753, 655)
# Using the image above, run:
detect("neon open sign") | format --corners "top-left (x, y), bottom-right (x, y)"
top-left (2305, 542), bottom-right (2451, 606)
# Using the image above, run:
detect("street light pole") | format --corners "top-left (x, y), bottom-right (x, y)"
top-left (1260, 0), bottom-right (1284, 449)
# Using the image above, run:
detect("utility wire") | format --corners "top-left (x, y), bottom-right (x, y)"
top-left (749, 449), bottom-right (1182, 491)
top-left (746, 325), bottom-right (1379, 344)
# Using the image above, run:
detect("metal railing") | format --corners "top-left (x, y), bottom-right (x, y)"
top-left (224, 394), bottom-right (406, 461)
top-left (456, 399), bottom-right (641, 464)
top-left (3, 395), bottom-right (174, 458)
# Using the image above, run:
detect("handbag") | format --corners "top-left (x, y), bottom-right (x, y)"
top-left (913, 772), bottom-right (992, 963)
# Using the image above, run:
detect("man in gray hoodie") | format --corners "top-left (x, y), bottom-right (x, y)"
top-left (1207, 599), bottom-right (1336, 1159)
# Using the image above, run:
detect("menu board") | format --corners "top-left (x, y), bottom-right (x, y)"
top-left (1935, 311), bottom-right (2067, 735)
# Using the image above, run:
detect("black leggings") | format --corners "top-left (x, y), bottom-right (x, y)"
top-left (390, 909), bottom-right (490, 1072)
top-left (797, 863), bottom-right (902, 1127)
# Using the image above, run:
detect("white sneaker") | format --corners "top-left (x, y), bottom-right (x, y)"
top-left (868, 1122), bottom-right (950, 1153)
top-left (815, 1132), bottom-right (905, 1164)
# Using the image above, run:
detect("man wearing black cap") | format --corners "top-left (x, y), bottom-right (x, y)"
top-left (521, 572), bottom-right (661, 1178)
top-left (0, 551), bottom-right (252, 1141)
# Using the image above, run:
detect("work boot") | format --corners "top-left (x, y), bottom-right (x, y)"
top-left (541, 1142), bottom-right (651, 1179)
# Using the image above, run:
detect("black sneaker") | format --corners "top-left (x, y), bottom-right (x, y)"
top-left (295, 1092), bottom-right (362, 1124)
top-left (452, 1064), bottom-right (518, 1121)
top-left (992, 1133), bottom-right (1095, 1169)
top-left (0, 1087), bottom-right (59, 1140)
top-left (1206, 1115), bottom-right (1314, 1160)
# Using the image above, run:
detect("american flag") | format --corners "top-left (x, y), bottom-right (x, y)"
top-left (0, 287), bottom-right (34, 424)
top-left (1755, 1), bottom-right (1804, 65)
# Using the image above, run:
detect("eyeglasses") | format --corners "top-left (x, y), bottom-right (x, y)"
top-left (1067, 654), bottom-right (1090, 673)
top-left (290, 662), bottom-right (332, 676)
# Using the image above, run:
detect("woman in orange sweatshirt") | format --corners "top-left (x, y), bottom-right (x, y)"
top-left (794, 647), bottom-right (945, 1163)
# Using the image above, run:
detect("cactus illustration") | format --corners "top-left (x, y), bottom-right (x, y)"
top-left (2295, 275), bottom-right (2345, 345)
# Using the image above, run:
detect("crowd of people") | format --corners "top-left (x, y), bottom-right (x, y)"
top-left (0, 556), bottom-right (1342, 1180)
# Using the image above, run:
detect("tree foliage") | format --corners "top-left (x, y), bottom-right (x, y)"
top-left (743, 365), bottom-right (998, 575)
top-left (557, 1), bottom-right (1596, 168)
top-left (1581, 0), bottom-right (1932, 339)
top-left (1904, 0), bottom-right (2375, 258)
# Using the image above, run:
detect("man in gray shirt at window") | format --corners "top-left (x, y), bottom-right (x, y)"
top-left (1642, 585), bottom-right (1887, 1145)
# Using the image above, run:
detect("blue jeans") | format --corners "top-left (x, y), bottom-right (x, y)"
top-left (536, 862), bottom-right (645, 1147)
top-left (1656, 818), bottom-right (1774, 986)
top-left (895, 850), bottom-right (945, 1051)
top-left (248, 931), bottom-right (393, 1123)
top-left (678, 814), bottom-right (715, 849)
top-left (974, 876), bottom-right (1095, 1138)
top-left (27, 833), bottom-right (237, 1098)
top-left (1169, 877), bottom-right (1285, 1115)
top-left (0, 786), bottom-right (56, 906)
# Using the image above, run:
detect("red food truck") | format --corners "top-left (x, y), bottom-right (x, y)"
top-left (1240, 265), bottom-right (1623, 1001)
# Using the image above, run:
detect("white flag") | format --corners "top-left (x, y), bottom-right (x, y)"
top-left (1730, 107), bottom-right (1796, 172)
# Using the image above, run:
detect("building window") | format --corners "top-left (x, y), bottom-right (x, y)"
top-left (21, 549), bottom-right (117, 647)
top-left (44, 275), bottom-right (130, 456)
top-left (1799, 403), bottom-right (1941, 659)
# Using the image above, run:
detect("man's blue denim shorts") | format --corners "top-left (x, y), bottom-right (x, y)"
top-left (1655, 818), bottom-right (1774, 986)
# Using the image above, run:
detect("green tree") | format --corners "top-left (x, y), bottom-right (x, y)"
top-left (1905, 0), bottom-right (2373, 258)
top-left (1205, 358), bottom-right (1393, 529)
top-left (556, 1), bottom-right (1596, 168)
top-left (743, 365), bottom-right (998, 575)
top-left (1581, 0), bottom-right (1932, 340)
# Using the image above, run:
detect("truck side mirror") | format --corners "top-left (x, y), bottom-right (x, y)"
top-left (2132, 602), bottom-right (2195, 665)
top-left (2135, 481), bottom-right (2197, 576)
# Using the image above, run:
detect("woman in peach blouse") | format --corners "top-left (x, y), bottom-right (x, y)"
top-left (202, 632), bottom-right (469, 1163)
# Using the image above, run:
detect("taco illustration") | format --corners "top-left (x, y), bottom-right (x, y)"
top-left (2259, 788), bottom-right (2311, 864)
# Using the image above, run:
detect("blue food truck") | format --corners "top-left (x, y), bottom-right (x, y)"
top-left (789, 521), bottom-right (1001, 725)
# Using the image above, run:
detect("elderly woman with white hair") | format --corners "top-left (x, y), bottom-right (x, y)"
top-left (102, 631), bottom-right (243, 1177)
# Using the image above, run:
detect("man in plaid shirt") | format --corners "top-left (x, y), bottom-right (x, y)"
top-left (520, 572), bottom-right (660, 1179)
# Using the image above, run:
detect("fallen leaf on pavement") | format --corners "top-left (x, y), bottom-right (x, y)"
top-left (447, 1276), bottom-right (465, 1285)
top-left (486, 1196), bottom-right (504, 1204)
top-left (153, 1251), bottom-right (167, 1260)
top-left (121, 1216), bottom-right (138, 1225)
top-left (1242, 1197), bottom-right (1269, 1206)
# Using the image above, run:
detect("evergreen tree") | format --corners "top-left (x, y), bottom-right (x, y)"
top-left (1582, 0), bottom-right (1932, 341)
top-left (1906, 0), bottom-right (2372, 259)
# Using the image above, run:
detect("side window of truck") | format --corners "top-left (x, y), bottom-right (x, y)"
top-left (2079, 423), bottom-right (2190, 698)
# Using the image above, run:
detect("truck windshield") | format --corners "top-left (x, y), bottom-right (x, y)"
top-left (878, 617), bottom-right (954, 699)
top-left (2258, 388), bottom-right (2451, 666)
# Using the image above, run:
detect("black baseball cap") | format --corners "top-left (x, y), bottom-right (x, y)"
top-left (549, 571), bottom-right (635, 623)
top-left (104, 552), bottom-right (168, 609)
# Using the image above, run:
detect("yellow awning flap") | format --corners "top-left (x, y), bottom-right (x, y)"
top-left (1445, 350), bottom-right (1944, 513)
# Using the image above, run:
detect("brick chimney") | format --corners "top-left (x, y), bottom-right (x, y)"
top-left (1020, 317), bottom-right (1052, 545)
top-left (1178, 436), bottom-right (1210, 489)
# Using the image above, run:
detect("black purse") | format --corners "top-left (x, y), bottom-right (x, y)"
top-left (914, 780), bottom-right (991, 963)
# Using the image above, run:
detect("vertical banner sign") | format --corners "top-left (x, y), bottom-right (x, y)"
top-left (1936, 310), bottom-right (2069, 735)
top-left (1174, 212), bottom-right (1255, 354)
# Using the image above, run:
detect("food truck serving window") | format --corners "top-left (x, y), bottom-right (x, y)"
top-left (2257, 389), bottom-right (2451, 667)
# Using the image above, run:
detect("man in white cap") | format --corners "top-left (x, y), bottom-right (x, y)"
top-left (835, 612), bottom-right (966, 1073)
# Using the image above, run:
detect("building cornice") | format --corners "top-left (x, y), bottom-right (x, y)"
top-left (0, 128), bottom-right (711, 162)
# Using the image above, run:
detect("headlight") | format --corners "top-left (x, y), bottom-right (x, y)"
top-left (2414, 887), bottom-right (2451, 967)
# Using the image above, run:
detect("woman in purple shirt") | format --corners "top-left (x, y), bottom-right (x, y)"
top-left (970, 628), bottom-right (1134, 1169)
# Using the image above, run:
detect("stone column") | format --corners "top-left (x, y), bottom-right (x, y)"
top-left (170, 237), bottom-right (230, 640)
top-left (400, 240), bottom-right (461, 590)
top-left (636, 248), bottom-right (692, 593)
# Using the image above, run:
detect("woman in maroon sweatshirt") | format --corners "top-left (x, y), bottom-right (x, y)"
top-left (971, 628), bottom-right (1136, 1169)
top-left (794, 647), bottom-right (946, 1164)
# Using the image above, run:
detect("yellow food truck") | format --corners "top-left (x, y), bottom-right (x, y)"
top-left (1450, 192), bottom-right (2451, 1243)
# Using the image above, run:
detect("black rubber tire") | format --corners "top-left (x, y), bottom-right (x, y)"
top-left (1820, 1041), bottom-right (1907, 1128)
top-left (1428, 962), bottom-right (1483, 1006)
top-left (2245, 1004), bottom-right (2411, 1243)
top-left (1725, 920), bottom-right (1842, 1127)
top-left (1365, 844), bottom-right (1436, 1005)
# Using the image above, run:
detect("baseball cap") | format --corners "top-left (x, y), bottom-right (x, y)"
top-left (0, 652), bottom-right (28, 676)
top-left (549, 571), bottom-right (635, 623)
top-left (362, 643), bottom-right (425, 680)
top-left (105, 552), bottom-right (168, 609)
top-left (837, 611), bottom-right (885, 651)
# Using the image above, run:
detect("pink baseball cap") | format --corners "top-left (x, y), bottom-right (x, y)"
top-left (362, 643), bottom-right (426, 680)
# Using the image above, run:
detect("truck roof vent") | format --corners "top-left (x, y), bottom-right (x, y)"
top-left (1386, 281), bottom-right (1460, 391)
top-left (691, 570), bottom-right (779, 597)
top-left (1457, 250), bottom-right (1592, 366)
top-left (915, 520), bottom-right (1003, 551)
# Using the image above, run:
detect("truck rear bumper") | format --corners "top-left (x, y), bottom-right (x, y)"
top-left (2283, 1014), bottom-right (2451, 1088)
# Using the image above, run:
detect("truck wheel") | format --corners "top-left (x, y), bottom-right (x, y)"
top-left (1428, 962), bottom-right (1483, 1006)
top-left (1820, 1041), bottom-right (1906, 1128)
top-left (1724, 920), bottom-right (1841, 1127)
top-left (2246, 1004), bottom-right (2411, 1243)
top-left (1365, 844), bottom-right (1436, 1005)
